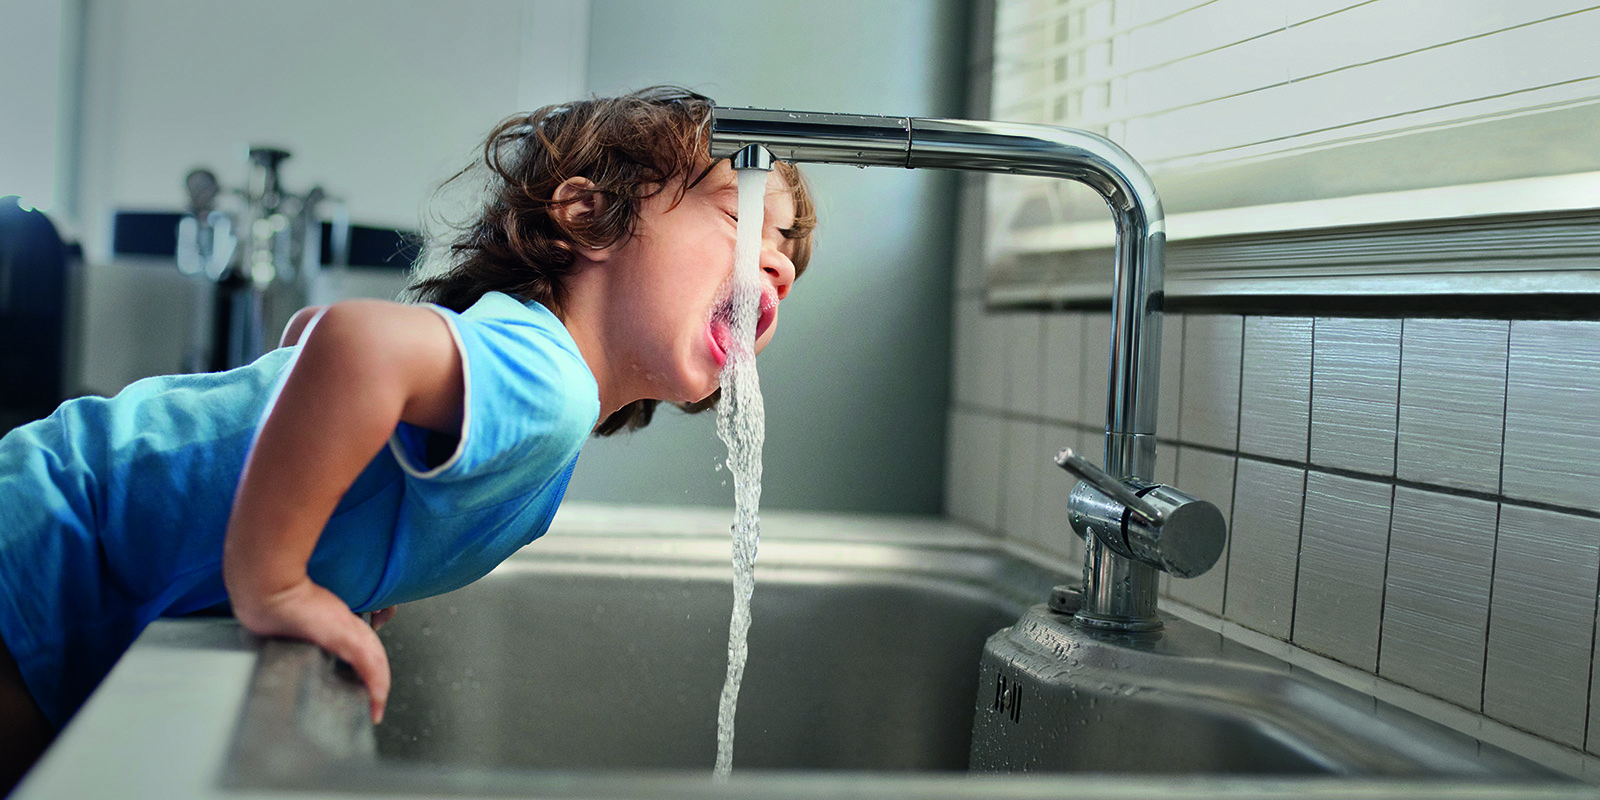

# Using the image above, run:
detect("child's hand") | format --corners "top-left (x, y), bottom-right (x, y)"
top-left (233, 577), bottom-right (391, 724)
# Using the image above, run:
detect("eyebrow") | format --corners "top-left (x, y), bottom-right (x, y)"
top-left (701, 165), bottom-right (798, 230)
top-left (689, 159), bottom-right (742, 192)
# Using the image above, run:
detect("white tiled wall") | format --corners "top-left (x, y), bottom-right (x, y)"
top-left (944, 307), bottom-right (1600, 757)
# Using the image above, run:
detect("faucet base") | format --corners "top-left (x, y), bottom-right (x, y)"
top-left (969, 605), bottom-right (1566, 777)
top-left (1072, 610), bottom-right (1163, 633)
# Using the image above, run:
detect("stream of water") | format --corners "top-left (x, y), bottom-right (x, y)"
top-left (711, 166), bottom-right (769, 779)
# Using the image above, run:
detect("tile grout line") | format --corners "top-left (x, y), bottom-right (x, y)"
top-left (1376, 317), bottom-right (1406, 677)
top-left (1481, 502), bottom-right (1502, 714)
top-left (1222, 314), bottom-right (1247, 619)
top-left (1165, 313), bottom-right (1187, 603)
top-left (1375, 482), bottom-right (1397, 677)
top-left (1481, 322), bottom-right (1515, 713)
top-left (1173, 313), bottom-right (1186, 444)
top-left (1288, 318), bottom-right (1316, 644)
top-left (1389, 317), bottom-right (1404, 494)
top-left (1497, 321), bottom-right (1512, 500)
top-left (994, 315), bottom-right (1013, 539)
top-left (1585, 556), bottom-right (1600, 753)
top-left (946, 398), bottom-right (1600, 525)
top-left (1164, 315), bottom-right (1190, 601)
top-left (1030, 313), bottom-right (1048, 552)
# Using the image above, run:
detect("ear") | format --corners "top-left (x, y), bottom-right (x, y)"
top-left (551, 176), bottom-right (612, 261)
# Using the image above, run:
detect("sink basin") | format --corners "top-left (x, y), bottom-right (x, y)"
top-left (224, 510), bottom-right (1072, 795)
top-left (27, 506), bottom-right (1585, 800)
top-left (372, 536), bottom-right (1032, 772)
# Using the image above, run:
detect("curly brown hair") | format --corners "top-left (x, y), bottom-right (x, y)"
top-left (408, 86), bottom-right (817, 436)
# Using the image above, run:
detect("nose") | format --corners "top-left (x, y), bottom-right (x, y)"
top-left (762, 243), bottom-right (795, 301)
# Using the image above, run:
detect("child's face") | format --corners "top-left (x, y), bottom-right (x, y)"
top-left (606, 161), bottom-right (799, 404)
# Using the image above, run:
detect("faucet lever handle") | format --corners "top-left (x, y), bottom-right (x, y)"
top-left (1057, 447), bottom-right (1227, 579)
top-left (1054, 448), bottom-right (1162, 525)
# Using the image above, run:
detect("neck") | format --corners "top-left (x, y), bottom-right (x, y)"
top-left (560, 263), bottom-right (637, 425)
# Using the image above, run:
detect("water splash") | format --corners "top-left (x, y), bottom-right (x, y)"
top-left (712, 166), bottom-right (768, 779)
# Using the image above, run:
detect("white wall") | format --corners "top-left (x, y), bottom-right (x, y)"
top-left (67, 0), bottom-right (588, 392)
top-left (76, 0), bottom-right (563, 246)
top-left (0, 1), bottom-right (66, 212)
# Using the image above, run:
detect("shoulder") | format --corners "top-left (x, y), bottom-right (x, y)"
top-left (455, 292), bottom-right (576, 352)
top-left (306, 299), bottom-right (452, 344)
top-left (423, 293), bottom-right (599, 455)
top-left (292, 299), bottom-right (459, 380)
top-left (444, 293), bottom-right (597, 411)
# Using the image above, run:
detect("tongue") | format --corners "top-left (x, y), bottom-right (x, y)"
top-left (711, 319), bottom-right (734, 365)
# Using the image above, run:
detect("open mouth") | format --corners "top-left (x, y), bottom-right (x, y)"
top-left (708, 285), bottom-right (778, 368)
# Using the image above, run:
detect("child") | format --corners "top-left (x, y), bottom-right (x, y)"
top-left (0, 86), bottom-right (817, 792)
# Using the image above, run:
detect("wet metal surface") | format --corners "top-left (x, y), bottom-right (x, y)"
top-left (210, 514), bottom-right (1587, 798)
top-left (973, 605), bottom-right (1566, 778)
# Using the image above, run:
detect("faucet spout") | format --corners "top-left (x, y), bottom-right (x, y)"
top-left (711, 107), bottom-right (1175, 630)
top-left (729, 143), bottom-right (776, 172)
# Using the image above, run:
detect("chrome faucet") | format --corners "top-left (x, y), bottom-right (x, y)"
top-left (709, 108), bottom-right (1226, 632)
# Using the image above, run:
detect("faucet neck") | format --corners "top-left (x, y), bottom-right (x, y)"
top-left (710, 110), bottom-right (1169, 630)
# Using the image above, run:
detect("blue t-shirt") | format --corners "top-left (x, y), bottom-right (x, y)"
top-left (0, 292), bottom-right (599, 727)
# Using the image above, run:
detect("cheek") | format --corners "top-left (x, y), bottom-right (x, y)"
top-left (682, 235), bottom-right (735, 288)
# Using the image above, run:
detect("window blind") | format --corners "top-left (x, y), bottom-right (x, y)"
top-left (988, 0), bottom-right (1600, 261)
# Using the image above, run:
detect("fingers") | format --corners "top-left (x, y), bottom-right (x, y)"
top-left (231, 579), bottom-right (393, 724)
top-left (321, 615), bottom-right (392, 724)
top-left (353, 630), bottom-right (391, 725)
top-left (369, 606), bottom-right (397, 631)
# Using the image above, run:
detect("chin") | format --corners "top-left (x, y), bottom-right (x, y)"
top-left (689, 379), bottom-right (721, 404)
top-left (667, 369), bottom-right (719, 405)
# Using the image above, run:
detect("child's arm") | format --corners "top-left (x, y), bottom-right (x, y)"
top-left (222, 300), bottom-right (464, 724)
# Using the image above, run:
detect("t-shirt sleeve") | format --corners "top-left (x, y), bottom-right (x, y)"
top-left (386, 299), bottom-right (599, 512)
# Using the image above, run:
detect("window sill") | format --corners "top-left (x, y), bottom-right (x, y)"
top-left (988, 202), bottom-right (1600, 311)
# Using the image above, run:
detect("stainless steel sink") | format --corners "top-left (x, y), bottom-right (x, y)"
top-left (373, 539), bottom-right (1035, 772)
top-left (211, 508), bottom-right (1588, 799)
